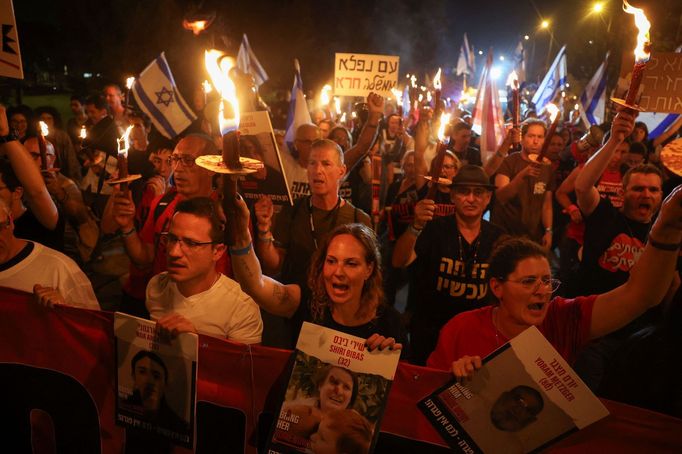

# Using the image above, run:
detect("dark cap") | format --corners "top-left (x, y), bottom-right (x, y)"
top-left (450, 164), bottom-right (495, 189)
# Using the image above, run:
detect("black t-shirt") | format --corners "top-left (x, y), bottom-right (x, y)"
top-left (579, 197), bottom-right (650, 295)
top-left (14, 208), bottom-right (65, 252)
top-left (381, 176), bottom-right (421, 240)
top-left (291, 290), bottom-right (409, 357)
top-left (449, 145), bottom-right (482, 167)
top-left (410, 216), bottom-right (504, 364)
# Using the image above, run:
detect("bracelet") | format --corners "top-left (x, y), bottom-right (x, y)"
top-left (121, 227), bottom-right (136, 238)
top-left (544, 227), bottom-right (553, 233)
top-left (648, 238), bottom-right (682, 251)
top-left (229, 242), bottom-right (253, 256)
top-left (408, 224), bottom-right (423, 237)
top-left (257, 235), bottom-right (275, 244)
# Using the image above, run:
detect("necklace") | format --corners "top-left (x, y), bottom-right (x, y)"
top-left (491, 307), bottom-right (507, 347)
top-left (308, 196), bottom-right (341, 250)
top-left (457, 230), bottom-right (479, 277)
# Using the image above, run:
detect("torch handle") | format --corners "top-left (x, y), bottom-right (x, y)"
top-left (425, 142), bottom-right (448, 201)
top-left (513, 86), bottom-right (522, 152)
top-left (624, 61), bottom-right (647, 107)
top-left (117, 155), bottom-right (129, 197)
top-left (536, 117), bottom-right (560, 163)
top-left (222, 175), bottom-right (238, 246)
top-left (37, 134), bottom-right (48, 171)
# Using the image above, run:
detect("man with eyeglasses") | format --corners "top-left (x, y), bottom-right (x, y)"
top-left (145, 197), bottom-right (262, 343)
top-left (23, 137), bottom-right (97, 262)
top-left (0, 107), bottom-right (63, 252)
top-left (0, 197), bottom-right (99, 309)
top-left (392, 165), bottom-right (505, 365)
top-left (109, 134), bottom-right (232, 318)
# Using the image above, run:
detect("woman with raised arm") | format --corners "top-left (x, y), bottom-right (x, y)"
top-left (427, 184), bottom-right (682, 379)
top-left (230, 195), bottom-right (407, 354)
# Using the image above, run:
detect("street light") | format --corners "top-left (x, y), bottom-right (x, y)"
top-left (524, 35), bottom-right (530, 40)
top-left (593, 2), bottom-right (604, 13)
top-left (540, 19), bottom-right (550, 29)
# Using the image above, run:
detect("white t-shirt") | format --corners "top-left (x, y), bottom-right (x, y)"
top-left (146, 273), bottom-right (263, 344)
top-left (0, 241), bottom-right (99, 309)
top-left (280, 148), bottom-right (310, 200)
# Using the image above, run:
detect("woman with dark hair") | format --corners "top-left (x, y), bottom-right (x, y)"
top-left (428, 184), bottom-right (682, 378)
top-left (7, 105), bottom-right (34, 141)
top-left (231, 196), bottom-right (407, 352)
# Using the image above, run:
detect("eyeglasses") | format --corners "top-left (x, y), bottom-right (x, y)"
top-left (170, 155), bottom-right (197, 168)
top-left (502, 276), bottom-right (561, 293)
top-left (453, 187), bottom-right (489, 197)
top-left (159, 232), bottom-right (219, 251)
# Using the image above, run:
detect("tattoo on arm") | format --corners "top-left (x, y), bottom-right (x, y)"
top-left (273, 284), bottom-right (290, 306)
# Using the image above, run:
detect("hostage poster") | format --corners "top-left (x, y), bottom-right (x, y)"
top-left (267, 322), bottom-right (401, 454)
top-left (114, 312), bottom-right (198, 449)
top-left (419, 327), bottom-right (609, 454)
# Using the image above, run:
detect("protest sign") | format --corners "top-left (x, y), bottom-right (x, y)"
top-left (0, 0), bottom-right (23, 79)
top-left (419, 327), bottom-right (609, 453)
top-left (618, 52), bottom-right (682, 113)
top-left (238, 110), bottom-right (292, 209)
top-left (114, 312), bottom-right (198, 450)
top-left (267, 322), bottom-right (401, 454)
top-left (334, 53), bottom-right (399, 97)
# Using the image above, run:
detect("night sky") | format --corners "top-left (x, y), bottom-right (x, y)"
top-left (11, 0), bottom-right (681, 99)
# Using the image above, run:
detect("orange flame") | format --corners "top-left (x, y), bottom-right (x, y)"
top-left (437, 112), bottom-right (451, 142)
top-left (205, 49), bottom-right (239, 134)
top-left (320, 84), bottom-right (332, 107)
top-left (433, 68), bottom-right (442, 90)
top-left (117, 125), bottom-right (134, 157)
top-left (623, 0), bottom-right (651, 63)
top-left (39, 121), bottom-right (49, 137)
top-left (202, 80), bottom-right (212, 94)
top-left (183, 20), bottom-right (208, 36)
top-left (390, 88), bottom-right (402, 105)
top-left (125, 77), bottom-right (135, 90)
top-left (79, 125), bottom-right (86, 140)
top-left (506, 70), bottom-right (519, 88)
top-left (333, 96), bottom-right (341, 115)
top-left (545, 103), bottom-right (560, 122)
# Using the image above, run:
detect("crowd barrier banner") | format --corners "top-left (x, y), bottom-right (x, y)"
top-left (1, 288), bottom-right (681, 453)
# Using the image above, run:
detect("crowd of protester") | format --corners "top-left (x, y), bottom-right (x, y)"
top-left (2, 79), bottom-right (682, 424)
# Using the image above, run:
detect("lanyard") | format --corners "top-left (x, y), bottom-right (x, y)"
top-left (309, 196), bottom-right (341, 250)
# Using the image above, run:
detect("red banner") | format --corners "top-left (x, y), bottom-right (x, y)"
top-left (1, 288), bottom-right (681, 453)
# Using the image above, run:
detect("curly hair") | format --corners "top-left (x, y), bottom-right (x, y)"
top-left (314, 364), bottom-right (359, 409)
top-left (307, 223), bottom-right (383, 323)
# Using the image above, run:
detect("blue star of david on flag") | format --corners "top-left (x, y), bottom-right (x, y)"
top-left (155, 86), bottom-right (175, 107)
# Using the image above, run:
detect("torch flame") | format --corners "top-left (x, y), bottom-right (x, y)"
top-left (545, 103), bottom-right (560, 122)
top-left (117, 125), bottom-right (134, 158)
top-left (205, 49), bottom-right (240, 134)
top-left (183, 20), bottom-right (208, 36)
top-left (623, 0), bottom-right (651, 63)
top-left (203, 80), bottom-right (212, 94)
top-left (437, 112), bottom-right (451, 142)
top-left (333, 96), bottom-right (341, 115)
top-left (320, 84), bottom-right (332, 107)
top-left (126, 77), bottom-right (135, 90)
top-left (433, 68), bottom-right (442, 90)
top-left (506, 70), bottom-right (519, 88)
top-left (340, 112), bottom-right (347, 123)
top-left (39, 121), bottom-right (49, 137)
top-left (79, 125), bottom-right (86, 140)
top-left (410, 75), bottom-right (417, 88)
top-left (390, 88), bottom-right (402, 106)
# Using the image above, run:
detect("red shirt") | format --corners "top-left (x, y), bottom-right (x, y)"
top-left (139, 191), bottom-right (232, 277)
top-left (426, 295), bottom-right (596, 370)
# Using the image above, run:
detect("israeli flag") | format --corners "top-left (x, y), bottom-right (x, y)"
top-left (456, 33), bottom-right (475, 76)
top-left (638, 112), bottom-right (681, 140)
top-left (579, 53), bottom-right (609, 127)
top-left (531, 45), bottom-right (567, 113)
top-left (284, 59), bottom-right (312, 149)
top-left (237, 34), bottom-right (269, 87)
top-left (132, 53), bottom-right (196, 139)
